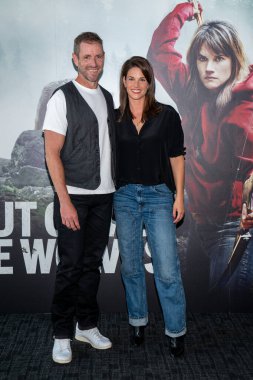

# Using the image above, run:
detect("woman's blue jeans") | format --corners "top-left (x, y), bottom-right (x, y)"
top-left (113, 184), bottom-right (186, 338)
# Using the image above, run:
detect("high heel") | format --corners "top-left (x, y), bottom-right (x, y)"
top-left (169, 335), bottom-right (185, 357)
top-left (132, 326), bottom-right (145, 346)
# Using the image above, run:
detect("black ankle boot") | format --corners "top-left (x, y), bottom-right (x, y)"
top-left (132, 326), bottom-right (145, 346)
top-left (169, 335), bottom-right (185, 357)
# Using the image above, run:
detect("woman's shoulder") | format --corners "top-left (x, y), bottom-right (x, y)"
top-left (115, 108), bottom-right (127, 124)
top-left (233, 66), bottom-right (253, 96)
top-left (114, 108), bottom-right (131, 127)
top-left (156, 102), bottom-right (179, 116)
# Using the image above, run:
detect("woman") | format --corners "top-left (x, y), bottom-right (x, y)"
top-left (147, 2), bottom-right (253, 310)
top-left (114, 56), bottom-right (186, 356)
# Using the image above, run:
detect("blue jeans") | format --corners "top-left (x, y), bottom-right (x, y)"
top-left (193, 219), bottom-right (253, 294)
top-left (113, 184), bottom-right (186, 337)
top-left (186, 213), bottom-right (253, 311)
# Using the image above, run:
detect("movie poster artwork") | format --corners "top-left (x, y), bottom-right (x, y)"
top-left (0, 0), bottom-right (252, 312)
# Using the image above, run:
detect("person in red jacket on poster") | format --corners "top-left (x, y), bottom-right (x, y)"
top-left (147, 2), bottom-right (253, 310)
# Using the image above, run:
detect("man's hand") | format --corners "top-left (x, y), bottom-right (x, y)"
top-left (60, 201), bottom-right (80, 231)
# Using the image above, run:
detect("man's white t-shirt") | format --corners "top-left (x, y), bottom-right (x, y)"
top-left (43, 80), bottom-right (115, 195)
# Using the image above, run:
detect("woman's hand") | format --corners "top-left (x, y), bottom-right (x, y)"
top-left (173, 195), bottom-right (185, 224)
top-left (241, 203), bottom-right (253, 230)
top-left (240, 174), bottom-right (253, 229)
top-left (173, 2), bottom-right (202, 23)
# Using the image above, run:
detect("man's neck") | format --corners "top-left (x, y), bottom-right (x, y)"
top-left (75, 76), bottom-right (99, 89)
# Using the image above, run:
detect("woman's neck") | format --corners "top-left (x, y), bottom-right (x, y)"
top-left (129, 98), bottom-right (145, 120)
top-left (128, 98), bottom-right (146, 133)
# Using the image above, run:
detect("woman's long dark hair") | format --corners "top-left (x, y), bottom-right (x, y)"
top-left (118, 56), bottom-right (161, 121)
top-left (186, 21), bottom-right (248, 117)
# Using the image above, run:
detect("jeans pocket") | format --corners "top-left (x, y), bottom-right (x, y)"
top-left (152, 184), bottom-right (171, 195)
top-left (116, 185), bottom-right (128, 193)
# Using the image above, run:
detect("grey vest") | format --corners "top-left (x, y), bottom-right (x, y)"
top-left (59, 81), bottom-right (116, 190)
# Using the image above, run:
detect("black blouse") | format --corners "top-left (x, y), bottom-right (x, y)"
top-left (115, 103), bottom-right (185, 191)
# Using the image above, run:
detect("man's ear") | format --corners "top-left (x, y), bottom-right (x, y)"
top-left (72, 53), bottom-right (78, 69)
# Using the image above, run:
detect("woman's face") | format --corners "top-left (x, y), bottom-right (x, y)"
top-left (196, 43), bottom-right (232, 91)
top-left (123, 67), bottom-right (149, 101)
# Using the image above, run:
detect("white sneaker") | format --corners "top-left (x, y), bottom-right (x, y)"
top-left (75, 326), bottom-right (112, 349)
top-left (52, 338), bottom-right (72, 364)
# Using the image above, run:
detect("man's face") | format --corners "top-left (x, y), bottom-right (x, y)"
top-left (72, 42), bottom-right (105, 88)
top-left (197, 43), bottom-right (232, 91)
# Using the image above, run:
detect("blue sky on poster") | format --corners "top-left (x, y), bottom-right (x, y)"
top-left (0, 0), bottom-right (253, 158)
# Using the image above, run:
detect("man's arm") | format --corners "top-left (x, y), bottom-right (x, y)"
top-left (44, 130), bottom-right (80, 231)
top-left (169, 155), bottom-right (185, 224)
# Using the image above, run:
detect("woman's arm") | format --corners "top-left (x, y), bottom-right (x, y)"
top-left (147, 2), bottom-right (199, 102)
top-left (169, 155), bottom-right (185, 224)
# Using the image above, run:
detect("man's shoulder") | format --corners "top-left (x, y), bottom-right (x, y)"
top-left (99, 85), bottom-right (113, 100)
top-left (52, 81), bottom-right (75, 98)
top-left (57, 80), bottom-right (75, 93)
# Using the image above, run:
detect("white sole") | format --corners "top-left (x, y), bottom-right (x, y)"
top-left (52, 356), bottom-right (72, 364)
top-left (75, 334), bottom-right (112, 349)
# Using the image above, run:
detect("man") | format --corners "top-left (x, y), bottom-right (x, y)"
top-left (43, 32), bottom-right (115, 364)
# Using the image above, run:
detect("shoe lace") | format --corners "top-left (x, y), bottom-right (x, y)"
top-left (90, 328), bottom-right (102, 340)
top-left (59, 339), bottom-right (70, 350)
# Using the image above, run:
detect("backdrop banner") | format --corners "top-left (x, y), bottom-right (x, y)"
top-left (0, 0), bottom-right (252, 312)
